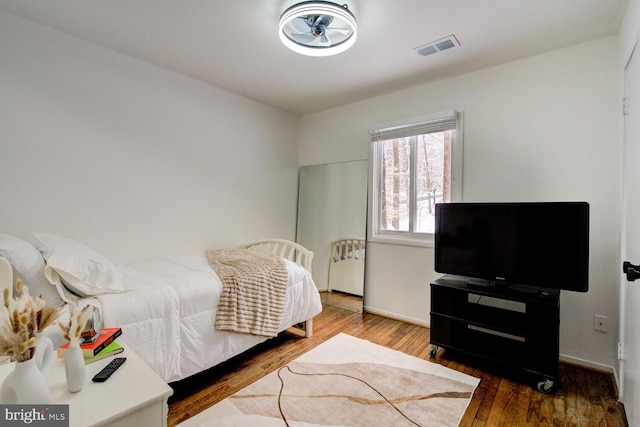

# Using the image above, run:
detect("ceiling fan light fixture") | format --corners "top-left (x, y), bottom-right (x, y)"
top-left (279, 1), bottom-right (357, 57)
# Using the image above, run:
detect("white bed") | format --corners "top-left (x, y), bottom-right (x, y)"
top-left (0, 234), bottom-right (322, 383)
top-left (328, 238), bottom-right (365, 297)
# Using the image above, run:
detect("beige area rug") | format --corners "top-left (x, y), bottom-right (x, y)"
top-left (179, 333), bottom-right (480, 427)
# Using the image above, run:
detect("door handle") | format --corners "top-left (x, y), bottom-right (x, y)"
top-left (623, 261), bottom-right (640, 281)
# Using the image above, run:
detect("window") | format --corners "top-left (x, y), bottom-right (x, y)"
top-left (368, 110), bottom-right (463, 246)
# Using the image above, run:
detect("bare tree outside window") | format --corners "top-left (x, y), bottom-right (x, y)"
top-left (416, 131), bottom-right (452, 232)
top-left (381, 139), bottom-right (410, 231)
top-left (379, 131), bottom-right (452, 234)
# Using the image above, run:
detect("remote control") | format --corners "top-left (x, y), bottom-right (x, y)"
top-left (92, 357), bottom-right (126, 382)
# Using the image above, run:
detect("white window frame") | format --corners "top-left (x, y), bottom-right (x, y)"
top-left (368, 110), bottom-right (464, 247)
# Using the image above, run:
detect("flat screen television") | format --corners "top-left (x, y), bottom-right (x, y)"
top-left (434, 202), bottom-right (589, 292)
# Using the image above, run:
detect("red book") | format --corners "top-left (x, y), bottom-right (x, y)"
top-left (57, 327), bottom-right (122, 358)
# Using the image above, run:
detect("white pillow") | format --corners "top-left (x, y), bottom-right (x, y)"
top-left (0, 234), bottom-right (64, 306)
top-left (33, 233), bottom-right (129, 302)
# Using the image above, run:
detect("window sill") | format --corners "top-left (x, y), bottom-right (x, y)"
top-left (367, 234), bottom-right (435, 248)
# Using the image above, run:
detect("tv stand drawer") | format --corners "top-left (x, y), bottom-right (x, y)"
top-left (430, 314), bottom-right (559, 377)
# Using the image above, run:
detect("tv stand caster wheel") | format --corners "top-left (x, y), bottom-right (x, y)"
top-left (536, 379), bottom-right (555, 394)
top-left (428, 345), bottom-right (438, 357)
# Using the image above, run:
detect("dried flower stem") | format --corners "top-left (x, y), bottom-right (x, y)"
top-left (0, 280), bottom-right (48, 362)
top-left (59, 303), bottom-right (93, 346)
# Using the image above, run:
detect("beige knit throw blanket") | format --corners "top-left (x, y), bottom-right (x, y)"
top-left (206, 249), bottom-right (288, 337)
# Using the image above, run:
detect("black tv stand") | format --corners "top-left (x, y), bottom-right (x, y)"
top-left (429, 274), bottom-right (560, 393)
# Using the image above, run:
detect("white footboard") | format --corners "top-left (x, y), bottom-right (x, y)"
top-left (329, 238), bottom-right (365, 296)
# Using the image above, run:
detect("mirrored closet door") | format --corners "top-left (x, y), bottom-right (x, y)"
top-left (296, 160), bottom-right (368, 313)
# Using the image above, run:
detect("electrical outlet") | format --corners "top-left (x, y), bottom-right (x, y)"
top-left (595, 315), bottom-right (608, 332)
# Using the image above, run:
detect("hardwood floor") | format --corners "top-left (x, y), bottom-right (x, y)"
top-left (321, 290), bottom-right (363, 313)
top-left (167, 304), bottom-right (629, 426)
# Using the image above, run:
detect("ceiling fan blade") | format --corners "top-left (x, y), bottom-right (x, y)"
top-left (326, 27), bottom-right (350, 35)
top-left (316, 15), bottom-right (334, 27)
top-left (292, 17), bottom-right (311, 33)
top-left (319, 33), bottom-right (332, 46)
top-left (290, 32), bottom-right (317, 44)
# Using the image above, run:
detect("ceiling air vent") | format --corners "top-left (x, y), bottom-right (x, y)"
top-left (414, 35), bottom-right (460, 57)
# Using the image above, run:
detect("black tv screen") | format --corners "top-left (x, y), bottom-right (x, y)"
top-left (434, 202), bottom-right (589, 292)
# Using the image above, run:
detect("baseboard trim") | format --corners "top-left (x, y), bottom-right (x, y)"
top-left (363, 306), bottom-right (429, 327)
top-left (559, 354), bottom-right (614, 374)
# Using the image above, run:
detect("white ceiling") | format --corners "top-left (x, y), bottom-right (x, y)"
top-left (0, 0), bottom-right (629, 116)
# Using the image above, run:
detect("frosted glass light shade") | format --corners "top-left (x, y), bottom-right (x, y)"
top-left (279, 1), bottom-right (357, 57)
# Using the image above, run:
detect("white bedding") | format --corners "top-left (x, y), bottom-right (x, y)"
top-left (0, 234), bottom-right (322, 383)
top-left (86, 253), bottom-right (322, 383)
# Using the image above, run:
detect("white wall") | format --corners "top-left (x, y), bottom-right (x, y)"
top-left (0, 12), bottom-right (300, 263)
top-left (621, 0), bottom-right (640, 62)
top-left (299, 36), bottom-right (622, 370)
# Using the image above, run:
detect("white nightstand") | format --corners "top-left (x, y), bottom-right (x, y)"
top-left (0, 342), bottom-right (173, 427)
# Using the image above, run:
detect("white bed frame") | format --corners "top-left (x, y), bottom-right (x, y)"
top-left (243, 238), bottom-right (314, 273)
top-left (328, 238), bottom-right (365, 297)
top-left (243, 239), bottom-right (315, 337)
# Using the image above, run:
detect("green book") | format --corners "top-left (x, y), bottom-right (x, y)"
top-left (84, 341), bottom-right (124, 365)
